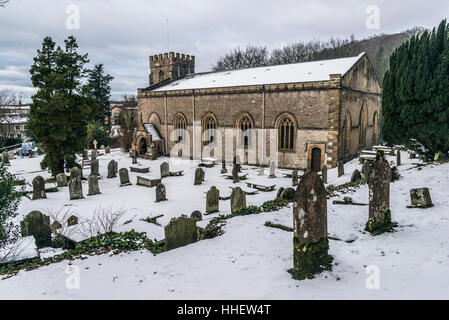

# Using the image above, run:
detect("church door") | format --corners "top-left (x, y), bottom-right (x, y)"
top-left (311, 148), bottom-right (322, 172)
top-left (139, 138), bottom-right (148, 155)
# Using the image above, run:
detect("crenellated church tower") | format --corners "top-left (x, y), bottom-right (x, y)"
top-left (149, 52), bottom-right (195, 85)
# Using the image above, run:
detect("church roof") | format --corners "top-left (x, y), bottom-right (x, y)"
top-left (150, 53), bottom-right (365, 92)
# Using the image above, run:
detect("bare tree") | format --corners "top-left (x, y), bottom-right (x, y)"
top-left (212, 45), bottom-right (269, 72)
top-left (0, 90), bottom-right (17, 138)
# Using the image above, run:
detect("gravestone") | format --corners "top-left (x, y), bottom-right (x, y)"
top-left (230, 187), bottom-right (246, 213)
top-left (258, 166), bottom-right (265, 176)
top-left (155, 183), bottom-right (167, 202)
top-left (232, 164), bottom-right (239, 183)
top-left (366, 151), bottom-right (394, 234)
top-left (292, 170), bottom-right (331, 280)
top-left (69, 176), bottom-right (83, 200)
top-left (91, 150), bottom-right (97, 160)
top-left (119, 168), bottom-right (132, 186)
top-left (221, 160), bottom-right (227, 174)
top-left (194, 168), bottom-right (204, 185)
top-left (90, 158), bottom-right (100, 176)
top-left (160, 162), bottom-right (170, 179)
top-left (56, 173), bottom-right (68, 187)
top-left (2, 151), bottom-right (10, 166)
top-left (32, 176), bottom-right (46, 200)
top-left (276, 187), bottom-right (285, 199)
top-left (292, 170), bottom-right (299, 186)
top-left (107, 160), bottom-right (117, 179)
top-left (280, 188), bottom-right (296, 202)
top-left (351, 169), bottom-right (362, 183)
top-left (337, 161), bottom-right (344, 177)
top-left (67, 215), bottom-right (79, 227)
top-left (105, 146), bottom-right (111, 154)
top-left (269, 161), bottom-right (276, 178)
top-left (206, 186), bottom-right (220, 214)
top-left (70, 167), bottom-right (82, 180)
top-left (410, 188), bottom-right (433, 208)
top-left (322, 165), bottom-right (328, 184)
top-left (396, 150), bottom-right (401, 166)
top-left (233, 155), bottom-right (241, 172)
top-left (164, 217), bottom-right (198, 251)
top-left (361, 161), bottom-right (371, 181)
top-left (191, 211), bottom-right (203, 221)
top-left (20, 211), bottom-right (52, 249)
top-left (87, 175), bottom-right (101, 196)
top-left (137, 176), bottom-right (161, 188)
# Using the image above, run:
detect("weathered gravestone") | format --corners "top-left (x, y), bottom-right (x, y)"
top-left (361, 161), bottom-right (371, 181)
top-left (221, 160), bottom-right (227, 174)
top-left (232, 164), bottom-right (239, 183)
top-left (230, 187), bottom-right (246, 213)
top-left (69, 169), bottom-right (84, 200)
top-left (269, 161), bottom-right (276, 178)
top-left (206, 186), bottom-right (220, 214)
top-left (90, 158), bottom-right (100, 176)
top-left (280, 188), bottom-right (296, 202)
top-left (351, 169), bottom-right (362, 183)
top-left (87, 175), bottom-right (101, 196)
top-left (160, 162), bottom-right (170, 179)
top-left (105, 146), bottom-right (111, 154)
top-left (32, 176), bottom-right (46, 200)
top-left (337, 161), bottom-right (344, 178)
top-left (292, 171), bottom-right (332, 280)
top-left (56, 173), bottom-right (68, 187)
top-left (191, 211), bottom-right (203, 221)
top-left (292, 170), bottom-right (299, 186)
top-left (409, 188), bottom-right (433, 208)
top-left (107, 160), bottom-right (117, 179)
top-left (21, 211), bottom-right (52, 248)
top-left (137, 176), bottom-right (161, 188)
top-left (397, 150), bottom-right (402, 166)
top-left (70, 166), bottom-right (82, 180)
top-left (322, 165), bottom-right (328, 184)
top-left (119, 168), bottom-right (132, 186)
top-left (194, 168), bottom-right (204, 185)
top-left (233, 155), bottom-right (241, 173)
top-left (67, 215), bottom-right (79, 227)
top-left (2, 151), bottom-right (10, 166)
top-left (155, 183), bottom-right (167, 202)
top-left (366, 151), bottom-right (395, 234)
top-left (276, 187), bottom-right (285, 199)
top-left (164, 216), bottom-right (198, 251)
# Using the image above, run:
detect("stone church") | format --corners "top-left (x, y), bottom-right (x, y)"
top-left (134, 51), bottom-right (381, 170)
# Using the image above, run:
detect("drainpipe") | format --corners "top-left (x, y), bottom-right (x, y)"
top-left (164, 91), bottom-right (168, 155)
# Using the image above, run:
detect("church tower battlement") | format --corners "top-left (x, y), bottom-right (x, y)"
top-left (149, 52), bottom-right (195, 85)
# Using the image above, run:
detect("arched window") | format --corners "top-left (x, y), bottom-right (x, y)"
top-left (342, 112), bottom-right (352, 153)
top-left (202, 113), bottom-right (217, 145)
top-left (174, 113), bottom-right (187, 142)
top-left (276, 114), bottom-right (296, 151)
top-left (359, 103), bottom-right (368, 147)
top-left (236, 114), bottom-right (254, 147)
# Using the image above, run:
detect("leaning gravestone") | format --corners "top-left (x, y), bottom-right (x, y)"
top-left (292, 170), bottom-right (299, 186)
top-left (160, 162), bottom-right (170, 179)
top-left (32, 176), bottom-right (46, 200)
top-left (322, 165), bottom-right (328, 184)
top-left (119, 168), bottom-right (132, 186)
top-left (155, 183), bottom-right (167, 202)
top-left (230, 187), bottom-right (246, 213)
top-left (107, 160), bottom-right (117, 179)
top-left (88, 175), bottom-right (101, 196)
top-left (21, 211), bottom-right (52, 249)
top-left (337, 161), bottom-right (344, 177)
top-left (232, 164), bottom-right (239, 183)
top-left (351, 169), bottom-right (362, 183)
top-left (410, 188), bottom-right (433, 208)
top-left (2, 151), bottom-right (10, 166)
top-left (366, 151), bottom-right (394, 234)
top-left (56, 173), bottom-right (68, 187)
top-left (164, 216), bottom-right (198, 251)
top-left (206, 186), bottom-right (220, 214)
top-left (221, 160), bottom-right (227, 174)
top-left (361, 161), bottom-right (371, 181)
top-left (269, 161), bottom-right (276, 178)
top-left (292, 170), bottom-right (331, 280)
top-left (90, 158), bottom-right (100, 176)
top-left (194, 168), bottom-right (204, 186)
top-left (396, 150), bottom-right (401, 166)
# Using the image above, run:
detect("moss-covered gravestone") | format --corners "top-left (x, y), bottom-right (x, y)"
top-left (280, 188), bottom-right (296, 202)
top-left (2, 151), bottom-right (10, 166)
top-left (351, 169), bottom-right (362, 183)
top-left (105, 146), bottom-right (111, 154)
top-left (292, 170), bottom-right (299, 186)
top-left (409, 188), bottom-right (433, 208)
top-left (232, 164), bottom-right (239, 183)
top-left (56, 173), bottom-right (68, 187)
top-left (206, 186), bottom-right (220, 214)
top-left (337, 161), bottom-right (344, 178)
top-left (230, 187), bottom-right (246, 213)
top-left (292, 171), bottom-right (332, 280)
top-left (67, 215), bottom-right (79, 227)
top-left (366, 151), bottom-right (395, 235)
top-left (32, 176), bottom-right (46, 200)
top-left (361, 161), bottom-right (371, 181)
top-left (107, 160), bottom-right (117, 179)
top-left (156, 183), bottom-right (167, 202)
top-left (21, 211), bottom-right (52, 248)
top-left (70, 167), bottom-right (82, 180)
top-left (194, 168), bottom-right (204, 185)
top-left (88, 175), bottom-right (101, 196)
top-left (164, 217), bottom-right (198, 251)
top-left (160, 162), bottom-right (170, 179)
top-left (191, 211), bottom-right (203, 221)
top-left (276, 187), bottom-right (285, 199)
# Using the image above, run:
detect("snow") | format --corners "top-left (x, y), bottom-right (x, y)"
top-left (150, 53), bottom-right (365, 92)
top-left (144, 123), bottom-right (162, 141)
top-left (0, 237), bottom-right (38, 264)
top-left (1, 148), bottom-right (449, 299)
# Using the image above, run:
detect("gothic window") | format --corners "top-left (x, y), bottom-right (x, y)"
top-left (202, 113), bottom-right (217, 145)
top-left (174, 113), bottom-right (187, 142)
top-left (236, 114), bottom-right (254, 147)
top-left (277, 114), bottom-right (296, 151)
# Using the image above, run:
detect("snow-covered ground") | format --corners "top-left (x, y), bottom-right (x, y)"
top-left (1, 149), bottom-right (449, 299)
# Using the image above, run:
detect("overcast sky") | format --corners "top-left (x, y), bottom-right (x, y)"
top-left (0, 0), bottom-right (448, 102)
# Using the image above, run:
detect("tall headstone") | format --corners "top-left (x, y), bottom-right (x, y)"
top-left (2, 151), bottom-right (10, 166)
top-left (206, 186), bottom-right (220, 214)
top-left (221, 160), bottom-right (227, 174)
top-left (292, 171), bottom-right (331, 280)
top-left (292, 170), bottom-right (299, 186)
top-left (233, 155), bottom-right (241, 173)
top-left (56, 173), bottom-right (68, 187)
top-left (194, 168), bottom-right (204, 185)
top-left (90, 158), bottom-right (99, 176)
top-left (232, 164), bottom-right (239, 183)
top-left (32, 176), bottom-right (46, 200)
top-left (269, 161), bottom-right (276, 178)
top-left (366, 151), bottom-right (394, 234)
top-left (230, 187), bottom-right (246, 213)
top-left (396, 150), bottom-right (401, 166)
top-left (156, 183), bottom-right (167, 202)
top-left (119, 168), bottom-right (132, 186)
top-left (337, 161), bottom-right (344, 178)
top-left (322, 165), bottom-right (328, 184)
top-left (164, 217), bottom-right (197, 251)
top-left (160, 162), bottom-right (170, 179)
top-left (87, 175), bottom-right (101, 196)
top-left (107, 160), bottom-right (117, 179)
top-left (20, 211), bottom-right (52, 249)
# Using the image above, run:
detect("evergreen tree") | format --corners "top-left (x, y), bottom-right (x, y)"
top-left (382, 19), bottom-right (449, 159)
top-left (29, 36), bottom-right (99, 175)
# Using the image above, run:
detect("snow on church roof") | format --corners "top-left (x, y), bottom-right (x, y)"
top-left (144, 123), bottom-right (162, 141)
top-left (151, 53), bottom-right (365, 92)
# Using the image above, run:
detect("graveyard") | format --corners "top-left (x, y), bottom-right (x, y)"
top-left (1, 147), bottom-right (449, 299)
